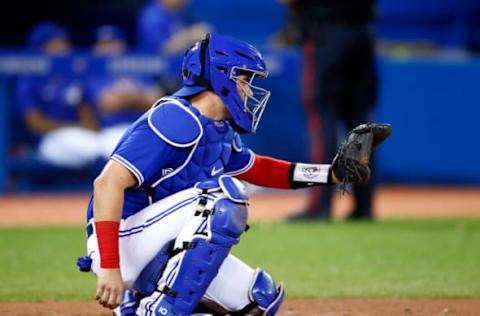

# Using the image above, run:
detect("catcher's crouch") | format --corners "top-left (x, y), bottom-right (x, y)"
top-left (77, 33), bottom-right (391, 316)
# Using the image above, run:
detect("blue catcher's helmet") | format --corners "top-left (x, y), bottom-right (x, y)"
top-left (173, 33), bottom-right (271, 133)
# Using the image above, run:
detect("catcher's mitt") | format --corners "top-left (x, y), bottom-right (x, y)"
top-left (332, 123), bottom-right (392, 190)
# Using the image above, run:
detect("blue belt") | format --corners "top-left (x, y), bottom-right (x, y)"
top-left (86, 222), bottom-right (93, 238)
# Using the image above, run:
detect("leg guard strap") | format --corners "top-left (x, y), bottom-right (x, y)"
top-left (134, 240), bottom-right (175, 297)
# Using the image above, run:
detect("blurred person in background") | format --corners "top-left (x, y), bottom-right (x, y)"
top-left (85, 24), bottom-right (163, 160)
top-left (15, 21), bottom-right (99, 168)
top-left (278, 0), bottom-right (379, 221)
top-left (136, 0), bottom-right (211, 55)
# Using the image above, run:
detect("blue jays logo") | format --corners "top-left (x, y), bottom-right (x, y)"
top-left (302, 166), bottom-right (319, 179)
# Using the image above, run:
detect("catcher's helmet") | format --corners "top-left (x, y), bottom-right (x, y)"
top-left (173, 33), bottom-right (271, 133)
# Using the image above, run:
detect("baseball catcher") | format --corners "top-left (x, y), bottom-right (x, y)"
top-left (77, 33), bottom-right (390, 316)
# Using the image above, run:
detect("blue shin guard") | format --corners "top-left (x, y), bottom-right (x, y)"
top-left (148, 197), bottom-right (248, 316)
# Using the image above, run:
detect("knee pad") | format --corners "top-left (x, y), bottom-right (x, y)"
top-left (210, 198), bottom-right (248, 246)
top-left (210, 175), bottom-right (249, 246)
top-left (239, 269), bottom-right (285, 316)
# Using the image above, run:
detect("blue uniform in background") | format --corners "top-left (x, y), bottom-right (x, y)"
top-left (16, 76), bottom-right (83, 124)
top-left (136, 0), bottom-right (188, 53)
top-left (84, 75), bottom-right (156, 128)
top-left (13, 21), bottom-right (102, 168)
top-left (14, 75), bottom-right (100, 167)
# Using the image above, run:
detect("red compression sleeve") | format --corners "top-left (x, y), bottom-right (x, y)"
top-left (95, 221), bottom-right (120, 269)
top-left (236, 154), bottom-right (292, 189)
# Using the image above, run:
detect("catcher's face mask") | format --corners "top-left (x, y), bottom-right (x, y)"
top-left (230, 67), bottom-right (271, 134)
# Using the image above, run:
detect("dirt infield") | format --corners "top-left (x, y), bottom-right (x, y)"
top-left (1, 186), bottom-right (479, 227)
top-left (1, 299), bottom-right (480, 316)
top-left (1, 186), bottom-right (480, 315)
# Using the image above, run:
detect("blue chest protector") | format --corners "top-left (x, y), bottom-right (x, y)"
top-left (147, 97), bottom-right (235, 201)
top-left (86, 97), bottom-right (238, 222)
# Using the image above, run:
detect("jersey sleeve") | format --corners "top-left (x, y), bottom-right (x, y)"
top-left (224, 148), bottom-right (255, 176)
top-left (111, 122), bottom-right (188, 186)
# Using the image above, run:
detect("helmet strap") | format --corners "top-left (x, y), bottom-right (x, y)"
top-left (192, 34), bottom-right (212, 89)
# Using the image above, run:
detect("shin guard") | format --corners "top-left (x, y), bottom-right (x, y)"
top-left (142, 177), bottom-right (249, 316)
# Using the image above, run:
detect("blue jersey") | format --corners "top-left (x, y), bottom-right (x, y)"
top-left (15, 76), bottom-right (84, 121)
top-left (87, 97), bottom-right (253, 221)
top-left (84, 75), bottom-right (156, 127)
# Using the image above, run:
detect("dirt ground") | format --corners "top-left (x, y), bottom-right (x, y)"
top-left (1, 298), bottom-right (480, 316)
top-left (1, 186), bottom-right (480, 315)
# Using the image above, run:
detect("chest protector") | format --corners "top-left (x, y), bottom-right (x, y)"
top-left (147, 97), bottom-right (236, 201)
